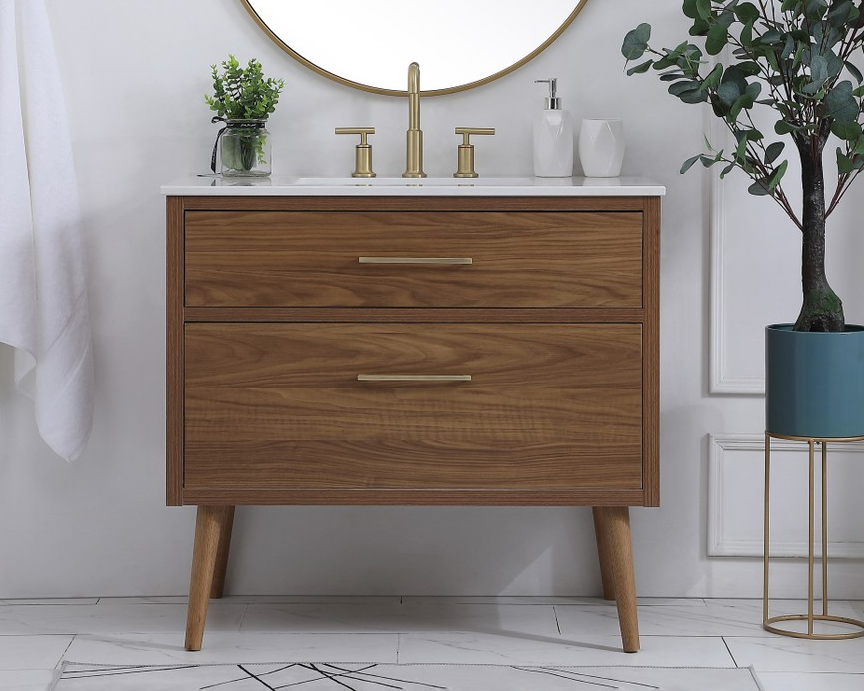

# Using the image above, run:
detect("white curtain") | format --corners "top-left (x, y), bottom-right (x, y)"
top-left (0, 0), bottom-right (94, 461)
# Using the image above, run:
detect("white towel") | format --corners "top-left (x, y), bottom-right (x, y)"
top-left (0, 0), bottom-right (94, 462)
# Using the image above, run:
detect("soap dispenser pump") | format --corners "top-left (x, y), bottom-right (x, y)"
top-left (533, 78), bottom-right (574, 177)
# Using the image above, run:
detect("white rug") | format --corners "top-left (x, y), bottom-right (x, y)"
top-left (54, 662), bottom-right (763, 690)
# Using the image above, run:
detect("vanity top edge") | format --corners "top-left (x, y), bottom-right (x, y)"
top-left (161, 176), bottom-right (666, 197)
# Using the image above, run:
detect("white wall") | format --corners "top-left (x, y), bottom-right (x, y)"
top-left (1, 0), bottom-right (861, 599)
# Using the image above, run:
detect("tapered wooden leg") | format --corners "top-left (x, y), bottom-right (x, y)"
top-left (185, 505), bottom-right (232, 651)
top-left (210, 506), bottom-right (235, 599)
top-left (592, 507), bottom-right (616, 601)
top-left (601, 506), bottom-right (640, 653)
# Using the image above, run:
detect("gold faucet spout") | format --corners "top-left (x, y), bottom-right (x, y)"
top-left (408, 62), bottom-right (420, 129)
top-left (408, 62), bottom-right (420, 92)
top-left (403, 61), bottom-right (426, 178)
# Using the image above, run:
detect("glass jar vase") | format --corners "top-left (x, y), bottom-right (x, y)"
top-left (220, 119), bottom-right (271, 177)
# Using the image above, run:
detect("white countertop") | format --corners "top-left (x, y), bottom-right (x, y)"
top-left (161, 175), bottom-right (666, 197)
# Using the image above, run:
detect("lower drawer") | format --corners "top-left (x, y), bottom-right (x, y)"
top-left (183, 323), bottom-right (642, 492)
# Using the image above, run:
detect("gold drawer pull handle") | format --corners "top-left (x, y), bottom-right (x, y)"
top-left (358, 256), bottom-right (473, 265)
top-left (357, 374), bottom-right (472, 382)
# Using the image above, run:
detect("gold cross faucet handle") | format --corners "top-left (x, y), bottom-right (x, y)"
top-left (335, 127), bottom-right (376, 177)
top-left (454, 127), bottom-right (495, 178)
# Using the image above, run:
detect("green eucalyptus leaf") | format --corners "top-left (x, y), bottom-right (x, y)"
top-left (680, 154), bottom-right (702, 173)
top-left (837, 147), bottom-right (856, 173)
top-left (737, 61), bottom-right (761, 77)
top-left (627, 59), bottom-right (654, 75)
top-left (825, 80), bottom-right (858, 122)
top-left (826, 53), bottom-right (845, 79)
top-left (805, 54), bottom-right (829, 92)
top-left (748, 179), bottom-right (772, 196)
top-left (653, 50), bottom-right (680, 71)
top-left (740, 128), bottom-right (763, 142)
top-left (680, 87), bottom-right (709, 104)
top-left (689, 16), bottom-right (711, 36)
top-left (706, 24), bottom-right (730, 55)
top-left (622, 23), bottom-right (652, 60)
top-left (793, 42), bottom-right (805, 68)
top-left (765, 141), bottom-right (785, 164)
top-left (683, 0), bottom-right (699, 19)
top-left (828, 0), bottom-right (855, 26)
top-left (831, 120), bottom-right (862, 140)
top-left (703, 63), bottom-right (724, 88)
top-left (735, 134), bottom-right (749, 162)
top-left (767, 160), bottom-right (788, 190)
top-left (781, 34), bottom-right (796, 60)
top-left (845, 60), bottom-right (864, 84)
top-left (740, 19), bottom-right (754, 46)
top-left (717, 80), bottom-right (741, 106)
top-left (759, 29), bottom-right (783, 45)
top-left (659, 70), bottom-right (686, 81)
top-left (668, 79), bottom-right (700, 96)
top-left (717, 8), bottom-right (736, 28)
top-left (729, 93), bottom-right (755, 120)
top-left (734, 2), bottom-right (760, 24)
top-left (805, 0), bottom-right (828, 16)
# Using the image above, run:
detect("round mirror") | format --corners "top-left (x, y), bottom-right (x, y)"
top-left (240, 1), bottom-right (590, 96)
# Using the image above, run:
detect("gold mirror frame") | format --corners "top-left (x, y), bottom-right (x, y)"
top-left (239, 1), bottom-right (590, 97)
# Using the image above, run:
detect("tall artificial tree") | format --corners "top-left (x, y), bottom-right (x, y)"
top-left (623, 0), bottom-right (864, 331)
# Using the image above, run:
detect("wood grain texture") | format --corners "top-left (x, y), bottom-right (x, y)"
top-left (602, 506), bottom-right (640, 652)
top-left (185, 505), bottom-right (232, 651)
top-left (642, 196), bottom-right (661, 506)
top-left (180, 487), bottom-right (647, 506)
top-left (183, 323), bottom-right (642, 492)
top-left (166, 197), bottom-right (185, 506)
top-left (184, 211), bottom-right (642, 308)
top-left (183, 307), bottom-right (646, 324)
top-left (592, 507), bottom-right (616, 600)
top-left (167, 194), bottom-right (661, 509)
top-left (179, 196), bottom-right (648, 213)
top-left (210, 505), bottom-right (235, 599)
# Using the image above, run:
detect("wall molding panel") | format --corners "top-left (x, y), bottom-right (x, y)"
top-left (708, 433), bottom-right (864, 558)
top-left (709, 175), bottom-right (767, 394)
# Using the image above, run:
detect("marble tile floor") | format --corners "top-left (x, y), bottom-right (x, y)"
top-left (0, 596), bottom-right (862, 690)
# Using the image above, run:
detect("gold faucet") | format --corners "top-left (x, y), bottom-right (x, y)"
top-left (403, 62), bottom-right (426, 178)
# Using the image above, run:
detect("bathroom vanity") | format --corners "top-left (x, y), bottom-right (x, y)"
top-left (163, 176), bottom-right (664, 653)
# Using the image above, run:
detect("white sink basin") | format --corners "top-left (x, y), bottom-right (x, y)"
top-left (291, 176), bottom-right (540, 187)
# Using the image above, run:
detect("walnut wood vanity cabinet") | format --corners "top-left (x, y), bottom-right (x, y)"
top-left (165, 190), bottom-right (661, 653)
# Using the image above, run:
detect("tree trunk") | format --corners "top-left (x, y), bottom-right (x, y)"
top-left (793, 136), bottom-right (844, 332)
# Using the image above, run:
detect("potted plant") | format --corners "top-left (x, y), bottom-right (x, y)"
top-left (623, 0), bottom-right (864, 438)
top-left (206, 55), bottom-right (285, 177)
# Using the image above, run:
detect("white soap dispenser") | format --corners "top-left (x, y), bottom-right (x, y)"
top-left (533, 78), bottom-right (574, 177)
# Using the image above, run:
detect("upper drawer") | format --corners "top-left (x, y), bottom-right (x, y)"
top-left (184, 211), bottom-right (643, 308)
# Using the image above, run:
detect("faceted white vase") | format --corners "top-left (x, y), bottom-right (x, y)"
top-left (579, 119), bottom-right (625, 178)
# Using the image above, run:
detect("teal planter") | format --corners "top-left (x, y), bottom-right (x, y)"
top-left (765, 324), bottom-right (864, 438)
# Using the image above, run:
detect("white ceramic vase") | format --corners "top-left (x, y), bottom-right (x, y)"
top-left (578, 119), bottom-right (625, 178)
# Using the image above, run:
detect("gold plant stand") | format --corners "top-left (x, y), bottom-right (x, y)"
top-left (763, 432), bottom-right (864, 639)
